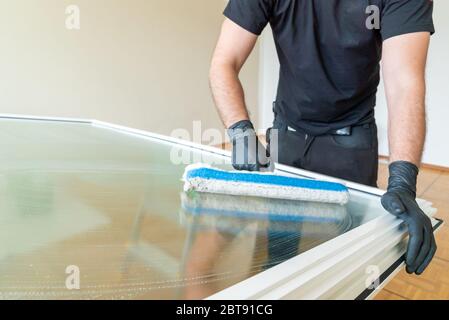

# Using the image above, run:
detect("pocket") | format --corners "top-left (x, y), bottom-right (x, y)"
top-left (267, 116), bottom-right (287, 147)
top-left (330, 124), bottom-right (375, 150)
top-left (267, 118), bottom-right (306, 167)
top-left (272, 115), bottom-right (287, 131)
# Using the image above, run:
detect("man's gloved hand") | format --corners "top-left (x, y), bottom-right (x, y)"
top-left (381, 161), bottom-right (437, 275)
top-left (227, 120), bottom-right (273, 172)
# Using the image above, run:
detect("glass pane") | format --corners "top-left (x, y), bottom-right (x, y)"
top-left (0, 119), bottom-right (387, 299)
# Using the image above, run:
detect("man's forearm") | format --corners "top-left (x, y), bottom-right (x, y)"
top-left (382, 32), bottom-right (430, 167)
top-left (387, 82), bottom-right (426, 166)
top-left (380, 33), bottom-right (435, 276)
top-left (209, 63), bottom-right (250, 129)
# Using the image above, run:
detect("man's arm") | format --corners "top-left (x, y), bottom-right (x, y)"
top-left (381, 32), bottom-right (436, 275)
top-left (209, 18), bottom-right (258, 128)
top-left (209, 18), bottom-right (272, 172)
top-left (382, 32), bottom-right (430, 165)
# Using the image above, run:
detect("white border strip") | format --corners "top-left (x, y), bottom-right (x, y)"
top-left (0, 113), bottom-right (92, 123)
top-left (92, 119), bottom-right (385, 196)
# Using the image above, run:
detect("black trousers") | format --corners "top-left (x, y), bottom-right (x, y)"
top-left (267, 117), bottom-right (379, 188)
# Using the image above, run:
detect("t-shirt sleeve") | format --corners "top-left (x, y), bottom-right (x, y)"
top-left (381, 0), bottom-right (435, 41)
top-left (223, 0), bottom-right (274, 36)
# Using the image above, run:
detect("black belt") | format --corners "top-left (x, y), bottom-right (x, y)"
top-left (273, 101), bottom-right (373, 137)
top-left (329, 123), bottom-right (373, 136)
top-left (287, 125), bottom-right (354, 136)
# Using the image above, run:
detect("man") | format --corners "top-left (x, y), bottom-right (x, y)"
top-left (209, 0), bottom-right (436, 275)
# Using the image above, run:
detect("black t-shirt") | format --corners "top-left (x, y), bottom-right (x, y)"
top-left (224, 0), bottom-right (434, 135)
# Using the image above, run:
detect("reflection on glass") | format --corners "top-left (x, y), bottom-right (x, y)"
top-left (0, 119), bottom-right (386, 300)
top-left (179, 192), bottom-right (351, 299)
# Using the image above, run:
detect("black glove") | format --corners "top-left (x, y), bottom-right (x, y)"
top-left (227, 120), bottom-right (272, 172)
top-left (381, 161), bottom-right (437, 275)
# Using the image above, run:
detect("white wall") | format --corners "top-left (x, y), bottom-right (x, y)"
top-left (0, 0), bottom-right (260, 138)
top-left (259, 2), bottom-right (449, 167)
top-left (259, 27), bottom-right (279, 130)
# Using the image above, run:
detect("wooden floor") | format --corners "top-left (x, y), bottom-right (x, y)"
top-left (375, 162), bottom-right (449, 300)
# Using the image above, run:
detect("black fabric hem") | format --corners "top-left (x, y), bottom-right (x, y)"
top-left (223, 9), bottom-right (263, 36)
top-left (382, 24), bottom-right (435, 41)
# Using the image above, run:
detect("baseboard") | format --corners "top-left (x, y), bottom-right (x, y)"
top-left (379, 155), bottom-right (449, 172)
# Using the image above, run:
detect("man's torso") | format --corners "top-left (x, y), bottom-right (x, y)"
top-left (270, 0), bottom-right (384, 135)
top-left (224, 0), bottom-right (434, 135)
